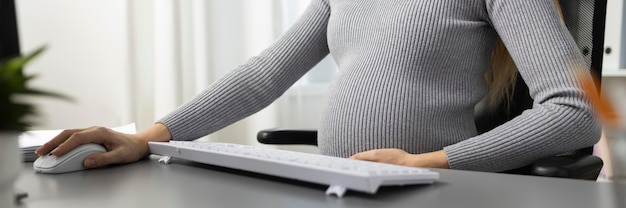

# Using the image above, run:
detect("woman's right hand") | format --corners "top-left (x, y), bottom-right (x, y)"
top-left (34, 123), bottom-right (172, 169)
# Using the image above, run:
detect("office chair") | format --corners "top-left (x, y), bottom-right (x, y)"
top-left (257, 0), bottom-right (607, 180)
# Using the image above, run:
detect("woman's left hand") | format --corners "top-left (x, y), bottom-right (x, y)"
top-left (350, 149), bottom-right (450, 169)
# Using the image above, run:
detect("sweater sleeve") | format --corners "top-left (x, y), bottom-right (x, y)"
top-left (158, 0), bottom-right (331, 141)
top-left (443, 0), bottom-right (601, 171)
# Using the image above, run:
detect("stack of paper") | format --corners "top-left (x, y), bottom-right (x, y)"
top-left (19, 123), bottom-right (137, 162)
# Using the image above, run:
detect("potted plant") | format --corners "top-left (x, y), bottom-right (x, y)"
top-left (0, 46), bottom-right (68, 207)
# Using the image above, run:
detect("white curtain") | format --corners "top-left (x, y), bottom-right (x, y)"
top-left (127, 0), bottom-right (323, 149)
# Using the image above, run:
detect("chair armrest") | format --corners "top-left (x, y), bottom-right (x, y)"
top-left (257, 128), bottom-right (318, 146)
top-left (530, 155), bottom-right (604, 180)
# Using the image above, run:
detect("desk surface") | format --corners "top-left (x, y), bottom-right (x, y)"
top-left (16, 156), bottom-right (626, 208)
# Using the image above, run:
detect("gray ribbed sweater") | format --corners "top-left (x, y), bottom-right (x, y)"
top-left (159, 0), bottom-right (601, 172)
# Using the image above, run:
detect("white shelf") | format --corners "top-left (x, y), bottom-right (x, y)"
top-left (602, 69), bottom-right (626, 77)
top-left (602, 0), bottom-right (625, 70)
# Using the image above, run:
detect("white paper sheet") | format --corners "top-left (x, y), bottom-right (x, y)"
top-left (19, 123), bottom-right (137, 148)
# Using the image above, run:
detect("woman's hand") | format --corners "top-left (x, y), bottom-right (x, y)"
top-left (35, 123), bottom-right (171, 169)
top-left (350, 149), bottom-right (450, 169)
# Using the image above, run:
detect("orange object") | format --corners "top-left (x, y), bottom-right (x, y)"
top-left (578, 70), bottom-right (621, 128)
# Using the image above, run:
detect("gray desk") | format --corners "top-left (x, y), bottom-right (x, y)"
top-left (16, 156), bottom-right (626, 208)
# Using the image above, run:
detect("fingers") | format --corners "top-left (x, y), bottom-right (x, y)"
top-left (83, 145), bottom-right (139, 168)
top-left (83, 151), bottom-right (117, 168)
top-left (83, 156), bottom-right (98, 168)
top-left (51, 127), bottom-right (114, 156)
top-left (349, 151), bottom-right (375, 161)
top-left (35, 128), bottom-right (83, 156)
top-left (35, 126), bottom-right (114, 157)
top-left (349, 149), bottom-right (409, 165)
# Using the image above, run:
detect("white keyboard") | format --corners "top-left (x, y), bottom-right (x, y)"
top-left (149, 141), bottom-right (439, 197)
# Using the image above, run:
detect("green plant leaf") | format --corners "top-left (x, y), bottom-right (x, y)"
top-left (0, 45), bottom-right (71, 131)
top-left (4, 46), bottom-right (46, 74)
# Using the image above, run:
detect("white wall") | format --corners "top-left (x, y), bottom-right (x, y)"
top-left (16, 0), bottom-right (132, 130)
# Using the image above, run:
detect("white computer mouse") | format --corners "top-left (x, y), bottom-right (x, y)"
top-left (33, 143), bottom-right (107, 174)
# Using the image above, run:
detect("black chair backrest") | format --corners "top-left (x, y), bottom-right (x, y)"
top-left (474, 0), bottom-right (607, 156)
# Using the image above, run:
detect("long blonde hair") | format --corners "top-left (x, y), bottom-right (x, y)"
top-left (484, 0), bottom-right (563, 107)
